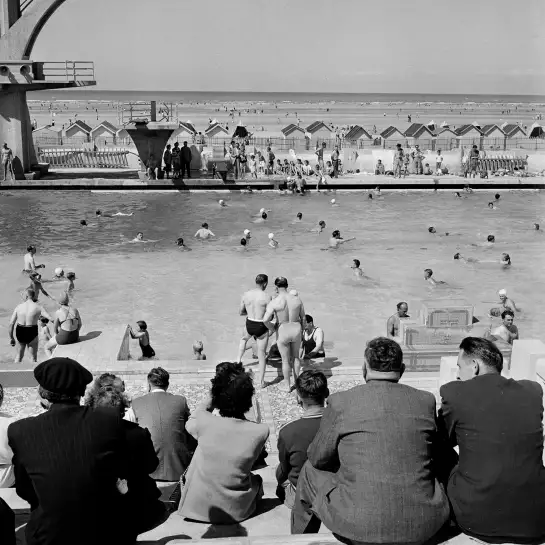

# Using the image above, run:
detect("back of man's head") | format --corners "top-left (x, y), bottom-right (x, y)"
top-left (296, 370), bottom-right (328, 405)
top-left (148, 367), bottom-right (169, 390)
top-left (255, 274), bottom-right (268, 286)
top-left (459, 337), bottom-right (503, 374)
top-left (25, 288), bottom-right (36, 301)
top-left (275, 277), bottom-right (288, 289)
top-left (364, 337), bottom-right (403, 373)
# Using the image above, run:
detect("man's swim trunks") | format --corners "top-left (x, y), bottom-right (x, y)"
top-left (141, 344), bottom-right (156, 358)
top-left (246, 319), bottom-right (269, 339)
top-left (16, 324), bottom-right (38, 345)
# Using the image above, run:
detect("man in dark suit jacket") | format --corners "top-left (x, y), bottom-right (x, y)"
top-left (291, 337), bottom-right (453, 544)
top-left (440, 337), bottom-right (545, 543)
top-left (7, 357), bottom-right (134, 545)
top-left (180, 141), bottom-right (192, 179)
top-left (132, 367), bottom-right (193, 485)
top-left (0, 497), bottom-right (15, 545)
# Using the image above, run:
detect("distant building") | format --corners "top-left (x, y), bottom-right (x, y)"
top-left (455, 124), bottom-right (483, 147)
top-left (65, 120), bottom-right (92, 143)
top-left (169, 121), bottom-right (198, 145)
top-left (305, 121), bottom-right (334, 141)
top-left (116, 128), bottom-right (131, 146)
top-left (435, 128), bottom-right (458, 150)
top-left (380, 126), bottom-right (405, 149)
top-left (404, 123), bottom-right (436, 148)
top-left (344, 125), bottom-right (373, 148)
top-left (481, 124), bottom-right (507, 149)
top-left (502, 124), bottom-right (527, 138)
top-left (281, 124), bottom-right (305, 138)
top-left (205, 122), bottom-right (229, 139)
top-left (32, 125), bottom-right (62, 146)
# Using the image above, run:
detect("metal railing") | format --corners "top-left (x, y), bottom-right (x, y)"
top-left (40, 61), bottom-right (95, 82)
top-left (20, 0), bottom-right (34, 12)
top-left (37, 148), bottom-right (129, 168)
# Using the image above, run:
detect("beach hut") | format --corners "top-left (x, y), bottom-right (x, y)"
top-left (502, 123), bottom-right (526, 138)
top-left (116, 128), bottom-right (132, 146)
top-left (480, 124), bottom-right (506, 150)
top-left (344, 125), bottom-right (373, 149)
top-left (205, 122), bottom-right (229, 140)
top-left (90, 121), bottom-right (118, 146)
top-left (170, 121), bottom-right (197, 144)
top-left (455, 124), bottom-right (483, 147)
top-left (232, 123), bottom-right (249, 139)
top-left (305, 121), bottom-right (334, 144)
top-left (530, 123), bottom-right (544, 138)
top-left (404, 123), bottom-right (436, 149)
top-left (435, 128), bottom-right (458, 151)
top-left (32, 125), bottom-right (62, 146)
top-left (380, 126), bottom-right (405, 149)
top-left (65, 120), bottom-right (92, 143)
top-left (282, 124), bottom-right (305, 138)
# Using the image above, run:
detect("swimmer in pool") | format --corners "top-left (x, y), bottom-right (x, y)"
top-left (424, 268), bottom-right (446, 286)
top-left (268, 233), bottom-right (279, 248)
top-left (296, 212), bottom-right (303, 221)
top-left (368, 193), bottom-right (373, 200)
top-left (243, 228), bottom-right (251, 241)
top-left (240, 238), bottom-right (248, 248)
top-left (194, 223), bottom-right (215, 240)
top-left (534, 223), bottom-right (541, 231)
top-left (329, 230), bottom-right (355, 249)
top-left (454, 253), bottom-right (479, 264)
top-left (27, 272), bottom-right (52, 301)
top-left (464, 184), bottom-right (473, 193)
top-left (262, 276), bottom-right (305, 391)
top-left (219, 199), bottom-right (227, 207)
top-left (489, 288), bottom-right (518, 317)
top-left (351, 259), bottom-right (364, 278)
top-left (455, 192), bottom-right (463, 199)
top-left (495, 193), bottom-right (501, 201)
top-left (312, 220), bottom-right (326, 234)
top-left (471, 235), bottom-right (495, 248)
top-left (133, 232), bottom-right (144, 242)
top-left (375, 186), bottom-right (381, 196)
top-left (331, 199), bottom-right (338, 206)
top-left (97, 209), bottom-right (133, 218)
top-left (428, 226), bottom-right (457, 237)
top-left (488, 202), bottom-right (495, 209)
top-left (175, 237), bottom-right (191, 250)
top-left (80, 220), bottom-right (87, 226)
top-left (66, 272), bottom-right (76, 291)
top-left (53, 268), bottom-right (65, 280)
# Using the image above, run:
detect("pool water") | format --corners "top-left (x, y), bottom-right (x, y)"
top-left (0, 190), bottom-right (543, 364)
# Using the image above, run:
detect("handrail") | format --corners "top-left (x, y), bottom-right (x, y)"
top-left (20, 0), bottom-right (34, 12)
top-left (38, 61), bottom-right (95, 82)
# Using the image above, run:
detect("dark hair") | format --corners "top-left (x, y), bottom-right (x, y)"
top-left (80, 220), bottom-right (87, 226)
top-left (66, 272), bottom-right (76, 280)
top-left (368, 193), bottom-right (373, 199)
top-left (305, 314), bottom-right (314, 324)
top-left (319, 220), bottom-right (326, 227)
top-left (424, 268), bottom-right (433, 276)
top-left (487, 235), bottom-right (495, 242)
top-left (255, 274), bottom-right (268, 286)
top-left (396, 301), bottom-right (408, 310)
top-left (275, 277), bottom-right (288, 289)
top-left (364, 337), bottom-right (403, 373)
top-left (240, 238), bottom-right (247, 246)
top-left (137, 232), bottom-right (143, 237)
top-left (26, 288), bottom-right (36, 300)
top-left (296, 370), bottom-right (329, 404)
top-left (38, 386), bottom-right (79, 404)
top-left (86, 385), bottom-right (129, 416)
top-left (148, 367), bottom-right (169, 389)
top-left (488, 202), bottom-right (494, 207)
top-left (95, 210), bottom-right (101, 215)
top-left (332, 230), bottom-right (340, 237)
top-left (454, 253), bottom-right (460, 260)
top-left (40, 317), bottom-right (49, 324)
top-left (211, 362), bottom-right (254, 418)
top-left (137, 320), bottom-right (147, 331)
top-left (262, 213), bottom-right (267, 219)
top-left (459, 337), bottom-right (503, 373)
top-left (0, 383), bottom-right (3, 408)
top-left (495, 193), bottom-right (500, 199)
top-left (501, 310), bottom-right (514, 319)
top-left (353, 259), bottom-right (360, 267)
top-left (428, 226), bottom-right (435, 233)
top-left (176, 237), bottom-right (184, 246)
top-left (27, 245), bottom-right (35, 252)
top-left (297, 212), bottom-right (302, 218)
top-left (202, 223), bottom-right (208, 228)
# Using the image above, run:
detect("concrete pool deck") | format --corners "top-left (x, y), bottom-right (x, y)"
top-left (1, 169), bottom-right (544, 190)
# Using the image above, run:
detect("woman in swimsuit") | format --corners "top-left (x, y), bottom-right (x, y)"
top-left (44, 293), bottom-right (82, 357)
top-left (301, 315), bottom-right (326, 359)
top-left (129, 321), bottom-right (155, 359)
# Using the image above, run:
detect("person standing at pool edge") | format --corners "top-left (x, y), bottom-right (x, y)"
top-left (236, 274), bottom-right (273, 389)
top-left (263, 277), bottom-right (305, 391)
top-left (387, 302), bottom-right (409, 338)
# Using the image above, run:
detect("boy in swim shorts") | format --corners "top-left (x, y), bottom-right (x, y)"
top-left (129, 321), bottom-right (156, 359)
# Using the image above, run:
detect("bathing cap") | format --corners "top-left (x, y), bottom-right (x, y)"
top-left (219, 199), bottom-right (225, 205)
top-left (244, 229), bottom-right (250, 236)
top-left (260, 208), bottom-right (265, 214)
top-left (268, 233), bottom-right (274, 239)
top-left (289, 289), bottom-right (298, 296)
top-left (54, 268), bottom-right (64, 276)
top-left (287, 176), bottom-right (291, 182)
top-left (498, 289), bottom-right (507, 296)
top-left (331, 199), bottom-right (336, 204)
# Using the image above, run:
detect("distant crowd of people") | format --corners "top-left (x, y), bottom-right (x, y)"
top-left (2, 334), bottom-right (545, 545)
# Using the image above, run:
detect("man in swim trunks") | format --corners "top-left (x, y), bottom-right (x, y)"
top-left (387, 302), bottom-right (410, 338)
top-left (489, 310), bottom-right (519, 345)
top-left (236, 274), bottom-right (273, 388)
top-left (263, 277), bottom-right (305, 391)
top-left (194, 223), bottom-right (215, 240)
top-left (23, 245), bottom-right (45, 274)
top-left (329, 230), bottom-right (355, 249)
top-left (8, 288), bottom-right (52, 363)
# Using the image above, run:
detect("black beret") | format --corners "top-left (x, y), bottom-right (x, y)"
top-left (34, 357), bottom-right (93, 396)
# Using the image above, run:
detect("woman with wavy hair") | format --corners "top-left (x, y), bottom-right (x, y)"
top-left (177, 362), bottom-right (269, 524)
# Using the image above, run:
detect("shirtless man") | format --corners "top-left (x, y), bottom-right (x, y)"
top-left (312, 220), bottom-right (326, 234)
top-left (2, 143), bottom-right (14, 180)
top-left (8, 288), bottom-right (52, 363)
top-left (28, 272), bottom-right (52, 301)
top-left (236, 274), bottom-right (272, 388)
top-left (262, 277), bottom-right (305, 391)
top-left (351, 259), bottom-right (364, 278)
top-left (194, 223), bottom-right (215, 240)
top-left (490, 310), bottom-right (519, 345)
top-left (329, 230), bottom-right (355, 249)
top-left (387, 302), bottom-right (410, 338)
top-left (424, 268), bottom-right (446, 286)
top-left (23, 245), bottom-right (45, 274)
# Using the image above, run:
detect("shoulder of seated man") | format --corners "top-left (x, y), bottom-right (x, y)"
top-left (278, 413), bottom-right (322, 436)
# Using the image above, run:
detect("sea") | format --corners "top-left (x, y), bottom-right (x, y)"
top-left (30, 90), bottom-right (545, 105)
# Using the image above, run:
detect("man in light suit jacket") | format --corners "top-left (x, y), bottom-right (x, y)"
top-left (292, 337), bottom-right (454, 544)
top-left (132, 368), bottom-right (194, 487)
top-left (440, 337), bottom-right (545, 543)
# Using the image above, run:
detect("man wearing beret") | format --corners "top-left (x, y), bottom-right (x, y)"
top-left (8, 358), bottom-right (136, 545)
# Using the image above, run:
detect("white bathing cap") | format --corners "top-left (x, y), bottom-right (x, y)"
top-left (289, 289), bottom-right (298, 296)
top-left (331, 199), bottom-right (336, 204)
top-left (287, 176), bottom-right (291, 182)
top-left (268, 233), bottom-right (274, 239)
top-left (260, 208), bottom-right (265, 214)
top-left (219, 199), bottom-right (225, 205)
top-left (54, 267), bottom-right (64, 276)
top-left (498, 289), bottom-right (507, 296)
top-left (244, 229), bottom-right (250, 235)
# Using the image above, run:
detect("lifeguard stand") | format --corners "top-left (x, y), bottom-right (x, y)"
top-left (0, 0), bottom-right (97, 178)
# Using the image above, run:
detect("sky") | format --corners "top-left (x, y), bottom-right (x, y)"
top-left (32, 0), bottom-right (545, 94)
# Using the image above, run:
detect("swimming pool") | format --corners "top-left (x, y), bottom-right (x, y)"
top-left (0, 189), bottom-right (543, 364)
